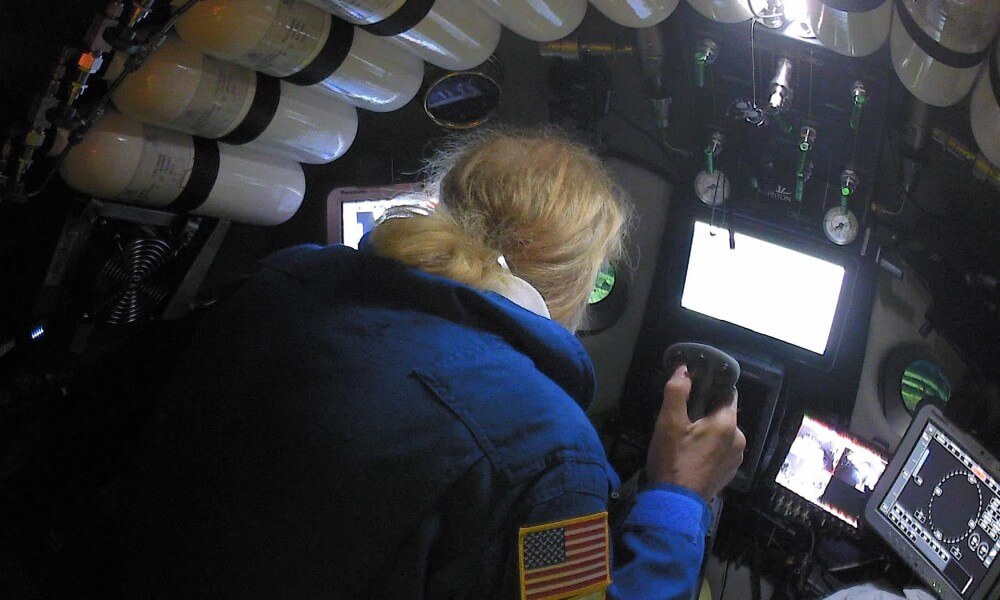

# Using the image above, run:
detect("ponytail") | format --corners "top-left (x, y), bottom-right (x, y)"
top-left (369, 128), bottom-right (630, 331)
top-left (369, 205), bottom-right (509, 294)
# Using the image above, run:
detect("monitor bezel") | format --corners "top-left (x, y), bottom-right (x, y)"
top-left (865, 405), bottom-right (1000, 600)
top-left (667, 213), bottom-right (860, 371)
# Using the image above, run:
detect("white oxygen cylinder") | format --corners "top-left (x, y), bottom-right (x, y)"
top-left (60, 110), bottom-right (305, 226)
top-left (301, 0), bottom-right (501, 70)
top-left (173, 0), bottom-right (423, 112)
top-left (806, 0), bottom-right (892, 56)
top-left (889, 0), bottom-right (1000, 107)
top-left (588, 0), bottom-right (679, 27)
top-left (107, 36), bottom-right (358, 165)
top-left (970, 44), bottom-right (1000, 167)
top-left (471, 0), bottom-right (587, 42)
top-left (684, 0), bottom-right (752, 23)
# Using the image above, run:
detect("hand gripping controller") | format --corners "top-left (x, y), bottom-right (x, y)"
top-left (662, 342), bottom-right (741, 421)
top-left (610, 342), bottom-right (742, 574)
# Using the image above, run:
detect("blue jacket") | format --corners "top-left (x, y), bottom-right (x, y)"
top-left (124, 243), bottom-right (711, 599)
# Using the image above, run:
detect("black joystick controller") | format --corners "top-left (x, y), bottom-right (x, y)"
top-left (662, 343), bottom-right (741, 421)
top-left (609, 342), bottom-right (742, 542)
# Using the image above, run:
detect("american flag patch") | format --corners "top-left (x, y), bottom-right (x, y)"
top-left (517, 512), bottom-right (611, 600)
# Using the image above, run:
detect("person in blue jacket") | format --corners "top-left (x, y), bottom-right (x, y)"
top-left (123, 129), bottom-right (745, 599)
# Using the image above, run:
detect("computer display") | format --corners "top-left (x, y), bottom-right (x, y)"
top-left (681, 221), bottom-right (846, 354)
top-left (868, 407), bottom-right (1000, 599)
top-left (340, 198), bottom-right (421, 249)
top-left (326, 184), bottom-right (431, 248)
top-left (776, 415), bottom-right (888, 527)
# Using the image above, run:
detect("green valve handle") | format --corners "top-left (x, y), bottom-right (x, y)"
top-left (850, 95), bottom-right (866, 130)
top-left (796, 148), bottom-right (809, 176)
top-left (840, 195), bottom-right (849, 213)
top-left (695, 52), bottom-right (707, 88)
top-left (795, 175), bottom-right (805, 202)
top-left (704, 145), bottom-right (715, 175)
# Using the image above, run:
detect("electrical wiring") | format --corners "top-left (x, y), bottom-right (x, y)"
top-left (26, 0), bottom-right (204, 199)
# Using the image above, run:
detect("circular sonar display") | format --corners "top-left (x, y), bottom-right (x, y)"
top-left (879, 421), bottom-right (1000, 597)
top-left (929, 472), bottom-right (984, 544)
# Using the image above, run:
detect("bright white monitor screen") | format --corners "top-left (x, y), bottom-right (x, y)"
top-left (681, 221), bottom-right (846, 354)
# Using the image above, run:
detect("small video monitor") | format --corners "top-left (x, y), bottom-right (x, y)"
top-left (776, 415), bottom-right (888, 527)
top-left (681, 221), bottom-right (846, 355)
top-left (866, 406), bottom-right (1000, 599)
top-left (326, 184), bottom-right (429, 248)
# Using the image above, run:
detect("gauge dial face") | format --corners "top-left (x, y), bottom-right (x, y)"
top-left (695, 170), bottom-right (730, 206)
top-left (823, 206), bottom-right (859, 245)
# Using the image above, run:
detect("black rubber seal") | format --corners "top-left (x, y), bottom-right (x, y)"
top-left (990, 42), bottom-right (1000, 108)
top-left (362, 0), bottom-right (435, 37)
top-left (167, 136), bottom-right (220, 213)
top-left (894, 0), bottom-right (990, 69)
top-left (820, 0), bottom-right (885, 13)
top-left (218, 74), bottom-right (281, 145)
top-left (284, 17), bottom-right (355, 86)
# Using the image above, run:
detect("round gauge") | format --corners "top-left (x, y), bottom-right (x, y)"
top-left (695, 170), bottom-right (730, 206)
top-left (823, 206), bottom-right (859, 245)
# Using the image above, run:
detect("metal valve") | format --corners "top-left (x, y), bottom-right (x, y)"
top-left (694, 39), bottom-right (718, 88)
top-left (765, 58), bottom-right (793, 113)
top-left (839, 169), bottom-right (859, 208)
top-left (850, 81), bottom-right (867, 130)
top-left (704, 132), bottom-right (724, 175)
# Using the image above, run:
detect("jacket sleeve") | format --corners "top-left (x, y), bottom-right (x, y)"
top-left (516, 461), bottom-right (712, 600)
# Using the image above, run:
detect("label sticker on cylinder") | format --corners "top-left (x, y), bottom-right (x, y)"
top-left (241, 0), bottom-right (332, 78)
top-left (323, 0), bottom-right (407, 24)
top-left (170, 57), bottom-right (257, 138)
top-left (121, 127), bottom-right (196, 207)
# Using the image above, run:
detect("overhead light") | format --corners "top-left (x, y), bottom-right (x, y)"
top-left (782, 0), bottom-right (810, 23)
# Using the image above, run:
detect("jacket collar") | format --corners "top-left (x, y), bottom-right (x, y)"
top-left (260, 242), bottom-right (596, 411)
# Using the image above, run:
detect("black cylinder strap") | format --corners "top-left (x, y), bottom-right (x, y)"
top-left (218, 74), bottom-right (282, 145)
top-left (362, 0), bottom-right (436, 37)
top-left (167, 136), bottom-right (220, 213)
top-left (285, 17), bottom-right (356, 86)
top-left (894, 0), bottom-right (991, 69)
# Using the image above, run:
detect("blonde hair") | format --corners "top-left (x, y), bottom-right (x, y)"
top-left (370, 128), bottom-right (630, 331)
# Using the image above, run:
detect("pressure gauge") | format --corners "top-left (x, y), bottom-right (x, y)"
top-left (695, 170), bottom-right (730, 206)
top-left (823, 206), bottom-right (859, 245)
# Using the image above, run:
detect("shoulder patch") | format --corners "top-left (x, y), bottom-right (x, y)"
top-left (518, 512), bottom-right (610, 600)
